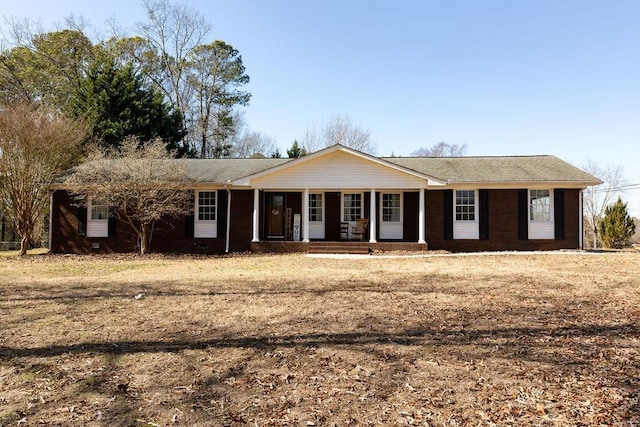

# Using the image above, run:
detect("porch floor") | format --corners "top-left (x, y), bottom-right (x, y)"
top-left (251, 241), bottom-right (428, 255)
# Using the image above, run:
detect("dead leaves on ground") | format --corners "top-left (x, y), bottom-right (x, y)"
top-left (1, 253), bottom-right (640, 425)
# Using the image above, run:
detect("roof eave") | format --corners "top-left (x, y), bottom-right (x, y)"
top-left (445, 180), bottom-right (602, 189)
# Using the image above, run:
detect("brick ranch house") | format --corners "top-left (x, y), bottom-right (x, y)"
top-left (49, 144), bottom-right (601, 254)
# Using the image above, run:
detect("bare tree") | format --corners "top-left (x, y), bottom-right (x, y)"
top-left (137, 0), bottom-right (211, 154)
top-left (138, 0), bottom-right (210, 111)
top-left (582, 158), bottom-right (625, 249)
top-left (299, 124), bottom-right (321, 154)
top-left (411, 142), bottom-right (468, 157)
top-left (299, 114), bottom-right (376, 154)
top-left (322, 114), bottom-right (376, 154)
top-left (66, 137), bottom-right (193, 254)
top-left (0, 100), bottom-right (86, 255)
top-left (231, 130), bottom-right (278, 158)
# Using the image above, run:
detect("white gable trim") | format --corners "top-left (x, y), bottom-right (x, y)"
top-left (233, 144), bottom-right (446, 187)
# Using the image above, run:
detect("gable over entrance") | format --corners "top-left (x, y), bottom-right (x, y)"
top-left (234, 145), bottom-right (444, 189)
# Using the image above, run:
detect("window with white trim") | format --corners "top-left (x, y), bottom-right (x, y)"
top-left (382, 193), bottom-right (401, 222)
top-left (198, 191), bottom-right (216, 221)
top-left (90, 199), bottom-right (108, 220)
top-left (530, 189), bottom-right (551, 221)
top-left (343, 193), bottom-right (362, 222)
top-left (309, 193), bottom-right (323, 222)
top-left (455, 190), bottom-right (475, 221)
top-left (87, 198), bottom-right (109, 237)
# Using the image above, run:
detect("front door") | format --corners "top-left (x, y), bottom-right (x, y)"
top-left (266, 193), bottom-right (285, 238)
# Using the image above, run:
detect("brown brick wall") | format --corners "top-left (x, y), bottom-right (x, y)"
top-left (403, 191), bottom-right (419, 241)
top-left (228, 190), bottom-right (253, 253)
top-left (51, 190), bottom-right (228, 254)
top-left (51, 188), bottom-right (583, 254)
top-left (426, 189), bottom-right (581, 252)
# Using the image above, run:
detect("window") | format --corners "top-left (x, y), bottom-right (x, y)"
top-left (343, 193), bottom-right (362, 222)
top-left (309, 193), bottom-right (323, 222)
top-left (382, 193), bottom-right (401, 222)
top-left (87, 198), bottom-right (109, 237)
top-left (455, 190), bottom-right (475, 221)
top-left (198, 191), bottom-right (216, 221)
top-left (530, 190), bottom-right (550, 221)
top-left (90, 199), bottom-right (108, 220)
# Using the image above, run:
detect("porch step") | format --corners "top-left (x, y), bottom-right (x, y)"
top-left (307, 242), bottom-right (370, 255)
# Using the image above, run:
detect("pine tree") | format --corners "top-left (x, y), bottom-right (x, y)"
top-left (599, 197), bottom-right (636, 249)
top-left (73, 54), bottom-right (189, 156)
top-left (287, 140), bottom-right (307, 158)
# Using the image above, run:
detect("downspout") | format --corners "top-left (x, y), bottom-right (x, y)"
top-left (48, 190), bottom-right (55, 253)
top-left (579, 188), bottom-right (584, 250)
top-left (225, 182), bottom-right (232, 253)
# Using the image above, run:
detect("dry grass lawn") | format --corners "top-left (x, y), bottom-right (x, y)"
top-left (1, 251), bottom-right (639, 426)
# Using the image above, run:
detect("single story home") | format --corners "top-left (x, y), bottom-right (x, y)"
top-left (49, 144), bottom-right (601, 254)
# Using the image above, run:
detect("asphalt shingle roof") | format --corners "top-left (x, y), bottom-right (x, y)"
top-left (180, 158), bottom-right (291, 182)
top-left (54, 153), bottom-right (600, 186)
top-left (384, 155), bottom-right (600, 184)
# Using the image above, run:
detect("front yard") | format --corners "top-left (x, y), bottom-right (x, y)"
top-left (1, 252), bottom-right (639, 425)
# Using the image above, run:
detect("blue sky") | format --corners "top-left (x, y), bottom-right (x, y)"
top-left (3, 1), bottom-right (640, 214)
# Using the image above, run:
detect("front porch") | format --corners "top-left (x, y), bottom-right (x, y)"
top-left (251, 241), bottom-right (428, 255)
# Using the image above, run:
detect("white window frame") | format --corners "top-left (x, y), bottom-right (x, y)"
top-left (453, 189), bottom-right (479, 239)
top-left (455, 189), bottom-right (476, 222)
top-left (309, 193), bottom-right (324, 223)
top-left (197, 191), bottom-right (217, 221)
top-left (342, 192), bottom-right (363, 222)
top-left (381, 193), bottom-right (402, 223)
top-left (528, 189), bottom-right (554, 239)
top-left (195, 190), bottom-right (217, 238)
top-left (87, 198), bottom-right (109, 237)
top-left (529, 189), bottom-right (552, 222)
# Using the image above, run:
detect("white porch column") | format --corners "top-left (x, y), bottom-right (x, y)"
top-left (252, 188), bottom-right (260, 242)
top-left (369, 188), bottom-right (377, 243)
top-left (303, 188), bottom-right (310, 242)
top-left (418, 188), bottom-right (426, 244)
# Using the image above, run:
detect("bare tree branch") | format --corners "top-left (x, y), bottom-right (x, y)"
top-left (232, 130), bottom-right (278, 158)
top-left (66, 137), bottom-right (193, 254)
top-left (0, 100), bottom-right (86, 255)
top-left (299, 114), bottom-right (377, 155)
top-left (411, 142), bottom-right (468, 157)
top-left (582, 158), bottom-right (626, 249)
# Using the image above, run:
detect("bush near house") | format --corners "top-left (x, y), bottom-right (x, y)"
top-left (599, 197), bottom-right (636, 249)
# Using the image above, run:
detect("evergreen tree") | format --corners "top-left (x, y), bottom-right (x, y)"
top-left (73, 54), bottom-right (190, 156)
top-left (599, 197), bottom-right (636, 249)
top-left (287, 140), bottom-right (307, 158)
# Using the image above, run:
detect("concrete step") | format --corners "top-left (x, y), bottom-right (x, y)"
top-left (307, 242), bottom-right (370, 254)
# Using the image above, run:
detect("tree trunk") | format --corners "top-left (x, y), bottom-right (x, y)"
top-left (20, 227), bottom-right (31, 256)
top-left (20, 235), bottom-right (29, 256)
top-left (140, 227), bottom-right (149, 255)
